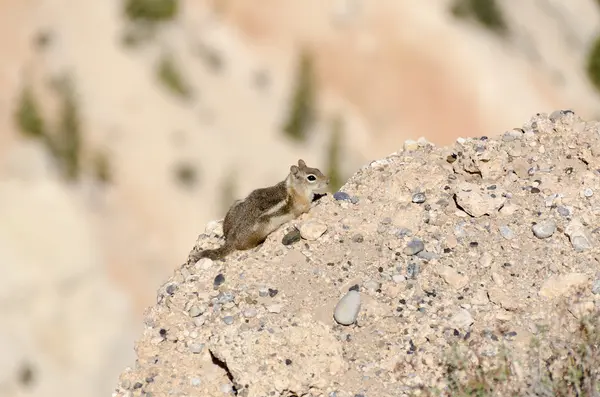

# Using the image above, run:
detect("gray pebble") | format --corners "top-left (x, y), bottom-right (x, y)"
top-left (532, 219), bottom-right (557, 239)
top-left (592, 279), bottom-right (600, 295)
top-left (377, 224), bottom-right (387, 234)
top-left (259, 288), bottom-right (269, 297)
top-left (350, 196), bottom-right (360, 204)
top-left (217, 292), bottom-right (235, 304)
top-left (334, 290), bottom-right (361, 326)
top-left (223, 316), bottom-right (234, 325)
top-left (404, 238), bottom-right (425, 255)
top-left (395, 228), bottom-right (412, 238)
top-left (188, 342), bottom-right (205, 354)
top-left (499, 225), bottom-right (515, 240)
top-left (188, 305), bottom-right (204, 318)
top-left (363, 280), bottom-right (381, 292)
top-left (333, 191), bottom-right (351, 201)
top-left (584, 188), bottom-right (594, 197)
top-left (412, 192), bottom-right (426, 204)
top-left (557, 206), bottom-right (571, 217)
top-left (381, 217), bottom-right (392, 225)
top-left (406, 262), bottom-right (420, 279)
top-left (120, 379), bottom-right (131, 389)
top-left (282, 229), bottom-right (301, 246)
top-left (214, 274), bottom-right (225, 288)
top-left (165, 283), bottom-right (178, 295)
top-left (417, 250), bottom-right (438, 261)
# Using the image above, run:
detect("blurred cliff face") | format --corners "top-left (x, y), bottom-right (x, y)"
top-left (1, 0), bottom-right (600, 396)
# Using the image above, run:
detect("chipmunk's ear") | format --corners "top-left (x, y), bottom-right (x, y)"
top-left (297, 159), bottom-right (306, 168)
top-left (290, 165), bottom-right (299, 174)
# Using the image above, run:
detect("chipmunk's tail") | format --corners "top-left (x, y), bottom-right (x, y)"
top-left (189, 243), bottom-right (234, 263)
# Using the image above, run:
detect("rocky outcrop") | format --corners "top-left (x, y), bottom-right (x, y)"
top-left (113, 111), bottom-right (600, 396)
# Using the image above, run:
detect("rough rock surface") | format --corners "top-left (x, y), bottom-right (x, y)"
top-left (114, 111), bottom-right (600, 397)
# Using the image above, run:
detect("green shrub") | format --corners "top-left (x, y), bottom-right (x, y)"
top-left (326, 115), bottom-right (344, 192)
top-left (282, 49), bottom-right (316, 142)
top-left (15, 85), bottom-right (46, 139)
top-left (157, 53), bottom-right (193, 99)
top-left (93, 151), bottom-right (112, 184)
top-left (174, 162), bottom-right (198, 188)
top-left (587, 35), bottom-right (600, 93)
top-left (124, 0), bottom-right (178, 23)
top-left (450, 0), bottom-right (508, 35)
top-left (54, 76), bottom-right (82, 182)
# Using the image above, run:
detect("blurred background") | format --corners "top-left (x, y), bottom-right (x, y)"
top-left (2, 0), bottom-right (600, 396)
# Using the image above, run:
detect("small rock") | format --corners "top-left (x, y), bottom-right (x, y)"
top-left (532, 219), bottom-right (556, 239)
top-left (188, 305), bottom-right (204, 318)
top-left (584, 188), bottom-right (594, 197)
top-left (499, 225), bottom-right (516, 240)
top-left (220, 384), bottom-right (233, 394)
top-left (267, 304), bottom-right (282, 313)
top-left (195, 258), bottom-right (214, 270)
top-left (557, 206), bottom-right (571, 217)
top-left (258, 287), bottom-right (269, 297)
top-left (488, 287), bottom-right (519, 310)
top-left (243, 308), bottom-right (258, 318)
top-left (350, 196), bottom-right (360, 204)
top-left (300, 219), bottom-right (328, 240)
top-left (334, 290), bottom-right (361, 326)
top-left (412, 193), bottom-right (426, 204)
top-left (417, 250), bottom-right (438, 261)
top-left (539, 273), bottom-right (589, 298)
top-left (165, 283), bottom-right (178, 295)
top-left (592, 279), bottom-right (600, 295)
top-left (364, 280), bottom-right (381, 292)
top-left (406, 262), bottom-right (420, 279)
top-left (449, 308), bottom-right (474, 331)
top-left (392, 274), bottom-right (406, 283)
top-left (268, 288), bottom-right (279, 297)
top-left (352, 234), bottom-right (364, 243)
top-left (404, 139), bottom-right (419, 151)
top-left (455, 188), bottom-right (506, 217)
top-left (214, 274), bottom-right (225, 288)
top-left (223, 316), bottom-right (234, 325)
top-left (188, 342), bottom-right (205, 354)
top-left (395, 228), bottom-right (412, 238)
top-left (381, 217), bottom-right (392, 225)
top-left (333, 191), bottom-right (351, 201)
top-left (565, 219), bottom-right (594, 251)
top-left (404, 239), bottom-right (425, 255)
top-left (282, 229), bottom-right (301, 246)
top-left (190, 377), bottom-right (201, 387)
top-left (437, 266), bottom-right (468, 289)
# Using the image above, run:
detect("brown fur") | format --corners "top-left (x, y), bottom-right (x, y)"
top-left (191, 159), bottom-right (329, 261)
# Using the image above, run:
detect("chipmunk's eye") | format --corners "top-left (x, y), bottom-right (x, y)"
top-left (307, 174), bottom-right (316, 182)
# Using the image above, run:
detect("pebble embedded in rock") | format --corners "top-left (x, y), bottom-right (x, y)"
top-left (267, 304), bottom-right (282, 314)
top-left (406, 262), bottom-right (420, 279)
top-left (188, 305), bottom-right (204, 318)
top-left (584, 188), bottom-right (594, 197)
top-left (437, 265), bottom-right (468, 289)
top-left (449, 308), bottom-right (473, 331)
top-left (557, 206), bottom-right (571, 217)
top-left (499, 225), bottom-right (515, 240)
top-left (165, 283), bottom-right (177, 295)
top-left (258, 287), bottom-right (269, 297)
top-left (188, 342), bottom-right (205, 354)
top-left (352, 234), bottom-right (364, 243)
top-left (334, 290), bottom-right (361, 326)
top-left (565, 219), bottom-right (594, 251)
top-left (268, 288), bottom-right (279, 297)
top-left (412, 192), bottom-right (426, 204)
top-left (363, 280), bottom-right (381, 292)
top-left (299, 219), bottom-right (328, 240)
top-left (214, 274), bottom-right (225, 288)
top-left (455, 188), bottom-right (506, 217)
top-left (282, 229), bottom-right (302, 246)
top-left (539, 273), bottom-right (589, 298)
top-left (190, 377), bottom-right (201, 387)
top-left (592, 279), bottom-right (600, 295)
top-left (333, 191), bottom-right (351, 201)
top-left (195, 258), bottom-right (213, 270)
top-left (243, 308), bottom-right (258, 318)
top-left (350, 196), bottom-right (360, 204)
top-left (532, 219), bottom-right (556, 239)
top-left (223, 316), bottom-right (234, 325)
top-left (404, 239), bottom-right (425, 255)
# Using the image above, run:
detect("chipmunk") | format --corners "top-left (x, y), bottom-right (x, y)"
top-left (191, 159), bottom-right (330, 261)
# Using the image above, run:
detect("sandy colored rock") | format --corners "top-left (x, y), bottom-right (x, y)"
top-left (299, 219), bottom-right (328, 240)
top-left (539, 273), bottom-right (589, 298)
top-left (437, 265), bottom-right (469, 289)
